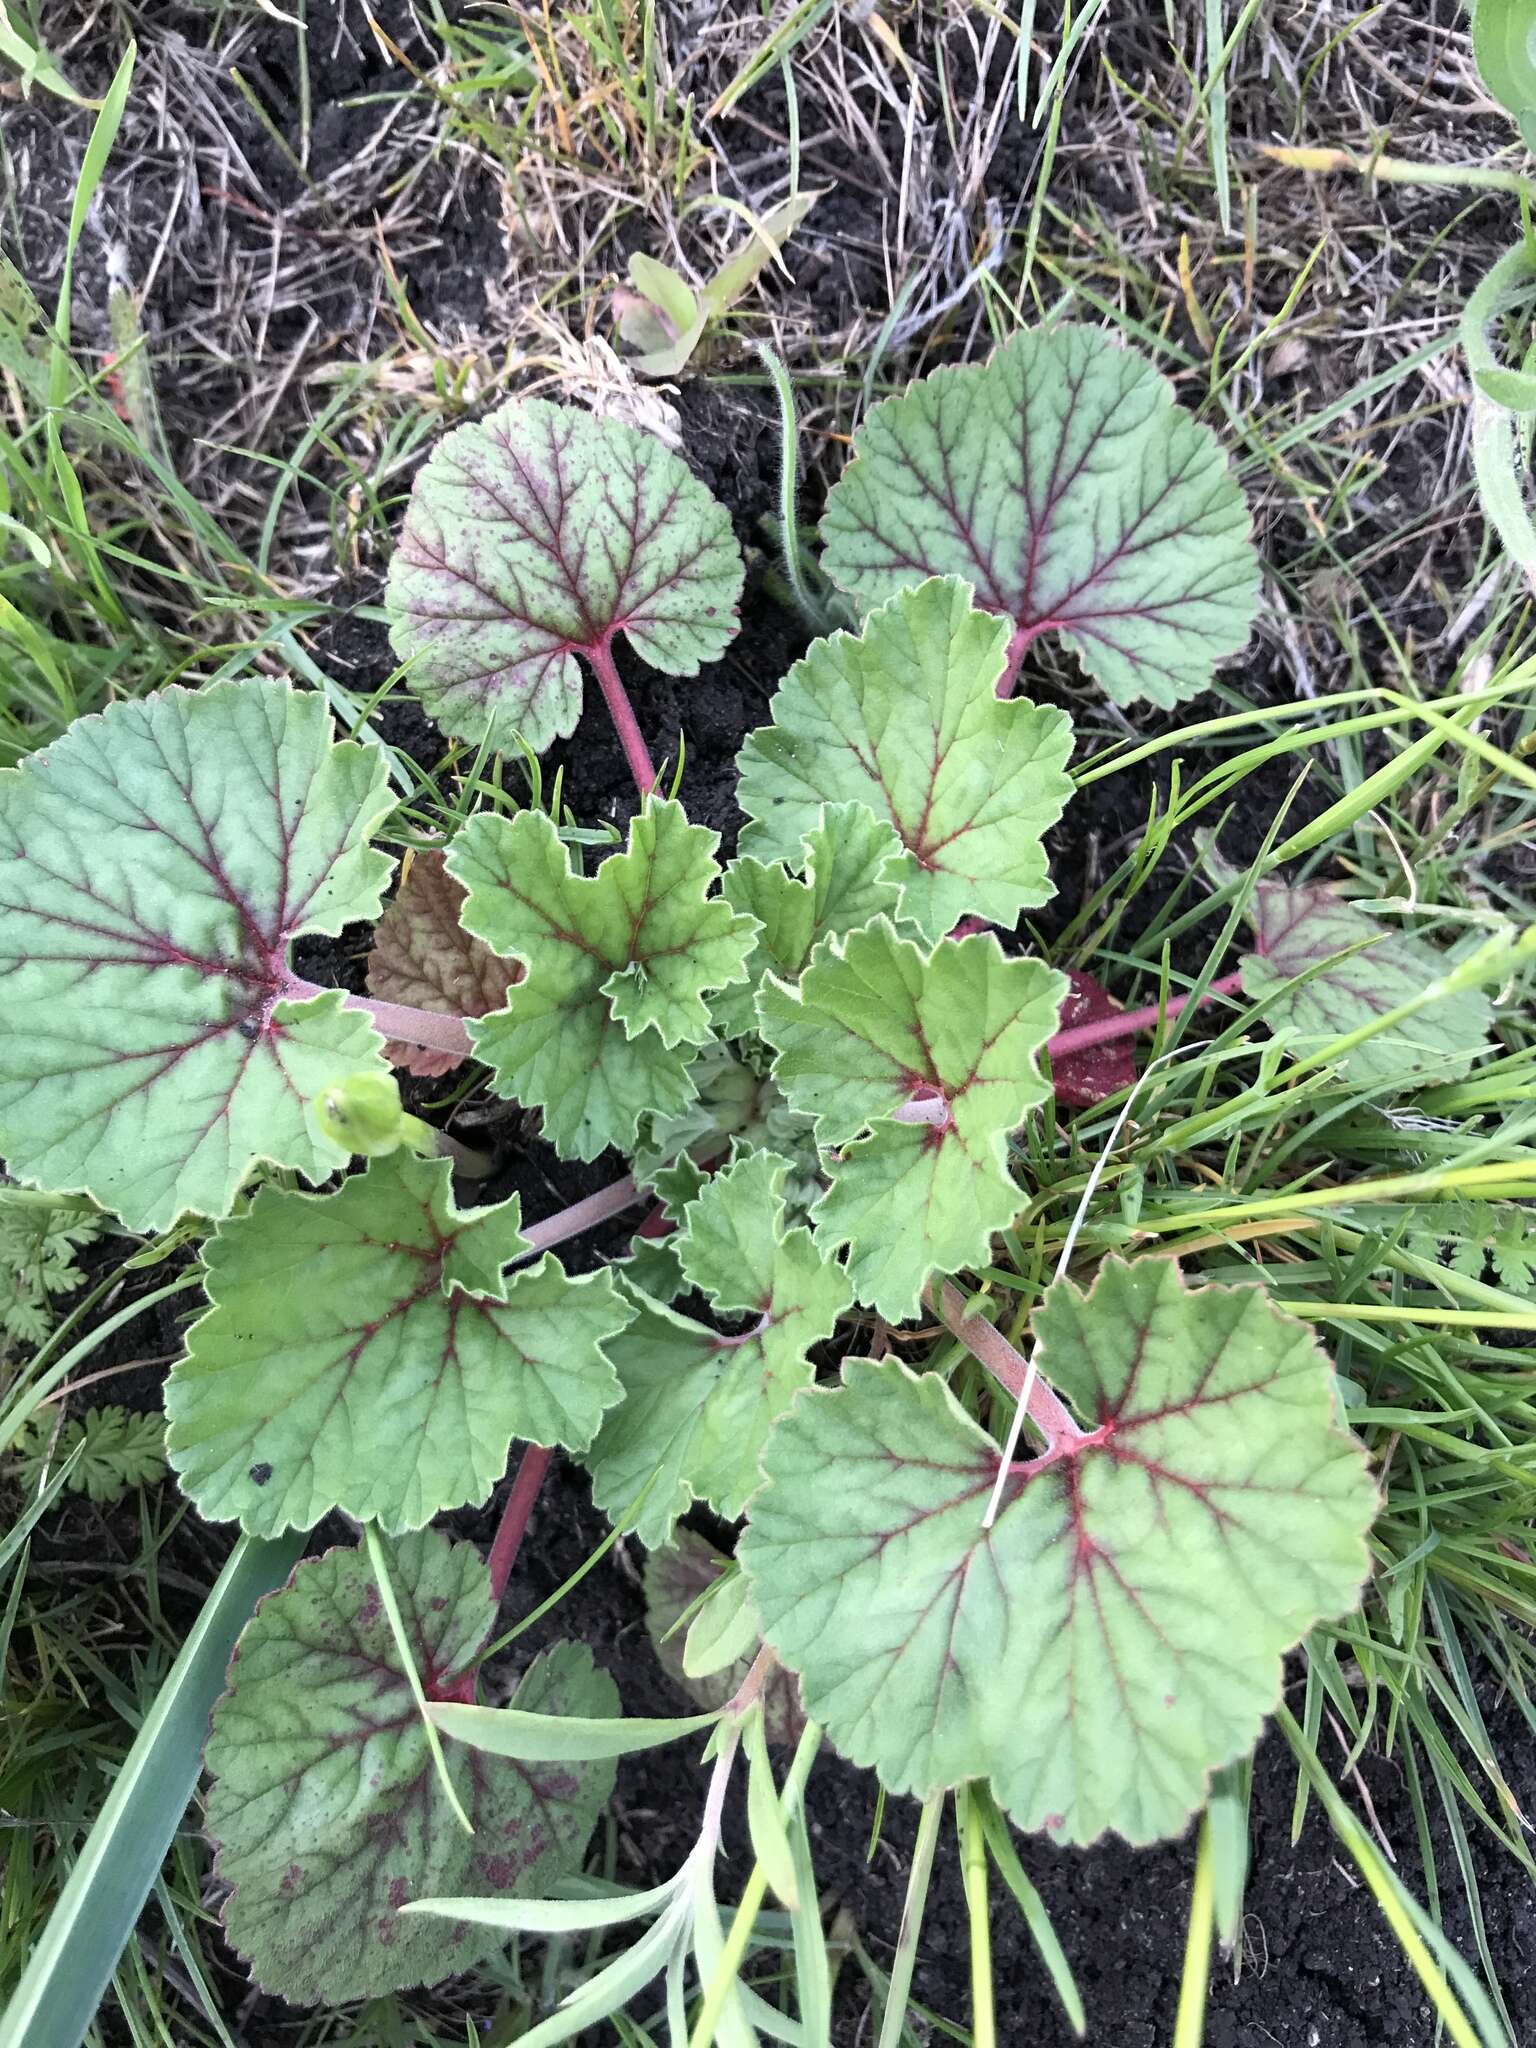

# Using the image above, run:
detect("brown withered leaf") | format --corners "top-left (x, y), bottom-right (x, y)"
top-left (366, 850), bottom-right (518, 1076)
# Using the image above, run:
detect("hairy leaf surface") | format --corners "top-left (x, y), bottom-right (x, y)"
top-left (386, 399), bottom-right (742, 751)
top-left (448, 800), bottom-right (757, 1159)
top-left (584, 1150), bottom-right (851, 1546)
top-left (166, 1153), bottom-right (628, 1535)
top-left (1242, 882), bottom-right (1491, 1089)
top-left (820, 328), bottom-right (1259, 708)
top-left (367, 850), bottom-right (517, 1075)
top-left (737, 580), bottom-right (1074, 940)
top-left (0, 681), bottom-right (393, 1231)
top-left (741, 1259), bottom-right (1375, 1846)
top-left (205, 1531), bottom-right (616, 2004)
top-left (758, 924), bottom-right (1064, 1318)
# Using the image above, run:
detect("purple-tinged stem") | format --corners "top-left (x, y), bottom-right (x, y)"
top-left (287, 979), bottom-right (474, 1060)
top-left (487, 1444), bottom-right (552, 1602)
top-left (516, 1174), bottom-right (643, 1259)
top-left (1046, 970), bottom-right (1245, 1060)
top-left (933, 1280), bottom-right (1083, 1450)
top-left (588, 636), bottom-right (659, 801)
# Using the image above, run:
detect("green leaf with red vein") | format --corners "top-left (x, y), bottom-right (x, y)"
top-left (165, 1152), bottom-right (629, 1536)
top-left (1242, 881), bottom-right (1492, 1089)
top-left (737, 578), bottom-right (1075, 941)
top-left (367, 850), bottom-right (518, 1077)
top-left (447, 798), bottom-right (757, 1160)
top-left (0, 680), bottom-right (394, 1232)
top-left (820, 327), bottom-right (1259, 709)
top-left (583, 1149), bottom-right (851, 1547)
top-left (385, 398), bottom-right (743, 752)
top-left (740, 1257), bottom-right (1376, 1848)
top-left (757, 923), bottom-right (1064, 1319)
top-left (205, 1530), bottom-right (616, 2006)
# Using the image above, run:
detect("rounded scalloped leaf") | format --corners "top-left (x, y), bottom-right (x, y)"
top-left (385, 398), bottom-right (744, 752)
top-left (737, 578), bottom-right (1075, 941)
top-left (0, 680), bottom-right (394, 1232)
top-left (820, 327), bottom-right (1259, 709)
top-left (205, 1530), bottom-right (617, 2007)
top-left (740, 1257), bottom-right (1376, 1847)
top-left (166, 1152), bottom-right (630, 1535)
top-left (1241, 881), bottom-right (1492, 1090)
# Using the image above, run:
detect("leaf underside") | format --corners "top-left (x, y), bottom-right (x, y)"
top-left (367, 849), bottom-right (518, 1076)
top-left (737, 578), bottom-right (1075, 941)
top-left (820, 326), bottom-right (1260, 709)
top-left (741, 1257), bottom-right (1376, 1847)
top-left (583, 1149), bottom-right (852, 1547)
top-left (1242, 881), bottom-right (1491, 1089)
top-left (449, 799), bottom-right (757, 1160)
top-left (386, 398), bottom-right (743, 751)
top-left (166, 1152), bottom-right (629, 1536)
top-left (0, 680), bottom-right (394, 1231)
top-left (1050, 969), bottom-right (1137, 1109)
top-left (757, 923), bottom-right (1065, 1319)
top-left (205, 1530), bottom-right (617, 2006)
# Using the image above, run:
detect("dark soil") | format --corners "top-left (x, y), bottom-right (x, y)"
top-left (6, 1), bottom-right (1534, 2043)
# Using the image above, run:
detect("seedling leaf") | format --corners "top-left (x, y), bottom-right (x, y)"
top-left (820, 328), bottom-right (1259, 708)
top-left (367, 850), bottom-right (517, 1076)
top-left (757, 923), bottom-right (1064, 1319)
top-left (741, 1258), bottom-right (1376, 1847)
top-left (583, 1150), bottom-right (852, 1546)
top-left (0, 680), bottom-right (393, 1231)
top-left (737, 579), bottom-right (1074, 941)
top-left (166, 1152), bottom-right (629, 1535)
top-left (386, 399), bottom-right (743, 751)
top-left (204, 1530), bottom-right (616, 2005)
top-left (1241, 882), bottom-right (1492, 1088)
top-left (448, 799), bottom-right (757, 1159)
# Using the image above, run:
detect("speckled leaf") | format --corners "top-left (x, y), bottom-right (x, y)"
top-left (367, 850), bottom-right (518, 1076)
top-left (205, 1530), bottom-right (617, 2006)
top-left (1050, 969), bottom-right (1136, 1109)
top-left (821, 327), bottom-right (1259, 709)
top-left (757, 923), bottom-right (1064, 1319)
top-left (643, 1530), bottom-right (804, 1744)
top-left (166, 1153), bottom-right (628, 1536)
top-left (386, 398), bottom-right (743, 751)
top-left (448, 799), bottom-right (757, 1160)
top-left (1242, 882), bottom-right (1492, 1089)
top-left (737, 579), bottom-right (1074, 940)
top-left (0, 680), bottom-right (394, 1232)
top-left (583, 1150), bottom-right (852, 1547)
top-left (741, 1259), bottom-right (1376, 1847)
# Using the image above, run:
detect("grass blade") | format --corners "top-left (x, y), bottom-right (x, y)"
top-left (0, 1531), bottom-right (303, 2048)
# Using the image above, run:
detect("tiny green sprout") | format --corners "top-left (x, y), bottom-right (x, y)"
top-left (314, 1072), bottom-right (492, 1179)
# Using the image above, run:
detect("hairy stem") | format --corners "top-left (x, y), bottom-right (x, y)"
top-left (933, 1281), bottom-right (1083, 1448)
top-left (1047, 969), bottom-right (1245, 1059)
top-left (287, 980), bottom-right (474, 1059)
top-left (486, 1443), bottom-right (552, 1603)
top-left (588, 635), bottom-right (659, 800)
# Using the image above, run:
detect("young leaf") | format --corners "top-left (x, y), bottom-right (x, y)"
top-left (367, 849), bottom-right (517, 1076)
top-left (583, 1149), bottom-right (852, 1547)
top-left (740, 1258), bottom-right (1376, 1848)
top-left (386, 398), bottom-right (743, 752)
top-left (204, 1530), bottom-right (617, 2006)
top-left (715, 801), bottom-right (908, 1036)
top-left (643, 1530), bottom-right (804, 1744)
top-left (166, 1151), bottom-right (629, 1536)
top-left (758, 923), bottom-right (1065, 1319)
top-left (737, 579), bottom-right (1074, 941)
top-left (1050, 969), bottom-right (1137, 1109)
top-left (0, 680), bottom-right (394, 1231)
top-left (820, 327), bottom-right (1259, 708)
top-left (1241, 882), bottom-right (1492, 1089)
top-left (448, 799), bottom-right (757, 1159)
